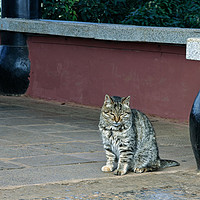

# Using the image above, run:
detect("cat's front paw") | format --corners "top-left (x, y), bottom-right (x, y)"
top-left (134, 167), bottom-right (148, 173)
top-left (114, 169), bottom-right (127, 176)
top-left (101, 165), bottom-right (114, 172)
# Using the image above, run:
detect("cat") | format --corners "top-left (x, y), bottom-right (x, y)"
top-left (98, 95), bottom-right (180, 175)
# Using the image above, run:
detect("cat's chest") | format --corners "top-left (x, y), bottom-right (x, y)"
top-left (102, 129), bottom-right (126, 147)
top-left (103, 129), bottom-right (122, 154)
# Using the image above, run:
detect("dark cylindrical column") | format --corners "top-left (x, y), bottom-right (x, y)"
top-left (1, 32), bottom-right (27, 46)
top-left (2, 0), bottom-right (41, 19)
top-left (0, 0), bottom-right (41, 95)
top-left (190, 90), bottom-right (200, 171)
top-left (30, 0), bottom-right (41, 19)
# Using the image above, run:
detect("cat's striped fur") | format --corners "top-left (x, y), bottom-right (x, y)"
top-left (98, 95), bottom-right (179, 175)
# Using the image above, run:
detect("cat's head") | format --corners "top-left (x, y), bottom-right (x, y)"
top-left (101, 94), bottom-right (132, 128)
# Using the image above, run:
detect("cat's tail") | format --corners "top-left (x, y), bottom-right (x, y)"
top-left (160, 159), bottom-right (180, 169)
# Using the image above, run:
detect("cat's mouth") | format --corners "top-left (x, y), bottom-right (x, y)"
top-left (113, 122), bottom-right (121, 127)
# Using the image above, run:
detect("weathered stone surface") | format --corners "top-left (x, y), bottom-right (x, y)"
top-left (186, 38), bottom-right (200, 61)
top-left (1, 18), bottom-right (200, 44)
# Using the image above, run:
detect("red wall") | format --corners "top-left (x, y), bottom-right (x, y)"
top-left (27, 36), bottom-right (200, 121)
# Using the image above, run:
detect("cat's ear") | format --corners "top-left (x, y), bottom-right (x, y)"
top-left (122, 96), bottom-right (130, 106)
top-left (104, 94), bottom-right (113, 104)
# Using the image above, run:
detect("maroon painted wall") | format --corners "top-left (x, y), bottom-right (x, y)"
top-left (27, 36), bottom-right (200, 121)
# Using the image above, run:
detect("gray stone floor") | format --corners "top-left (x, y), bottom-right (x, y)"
top-left (0, 95), bottom-right (197, 200)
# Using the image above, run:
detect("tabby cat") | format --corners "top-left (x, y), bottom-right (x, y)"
top-left (98, 95), bottom-right (179, 175)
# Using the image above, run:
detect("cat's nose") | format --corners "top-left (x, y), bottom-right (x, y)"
top-left (114, 116), bottom-right (120, 122)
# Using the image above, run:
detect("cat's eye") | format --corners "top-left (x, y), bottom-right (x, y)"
top-left (104, 111), bottom-right (109, 114)
top-left (125, 112), bottom-right (131, 114)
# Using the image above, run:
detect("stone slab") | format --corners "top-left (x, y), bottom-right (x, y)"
top-left (0, 145), bottom-right (58, 158)
top-left (0, 127), bottom-right (73, 144)
top-left (0, 160), bottom-right (24, 170)
top-left (31, 142), bottom-right (104, 154)
top-left (72, 152), bottom-right (106, 162)
top-left (11, 154), bottom-right (91, 167)
top-left (1, 18), bottom-right (200, 44)
top-left (0, 105), bottom-right (26, 111)
top-left (11, 152), bottom-right (105, 167)
top-left (0, 117), bottom-right (57, 126)
top-left (158, 145), bottom-right (193, 158)
top-left (186, 38), bottom-right (200, 61)
top-left (152, 120), bottom-right (189, 136)
top-left (47, 130), bottom-right (101, 141)
top-left (0, 139), bottom-right (17, 146)
top-left (0, 163), bottom-right (109, 188)
top-left (15, 124), bottom-right (83, 134)
top-left (157, 135), bottom-right (191, 147)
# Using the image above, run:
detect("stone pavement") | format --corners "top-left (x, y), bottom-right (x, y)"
top-left (0, 95), bottom-right (198, 200)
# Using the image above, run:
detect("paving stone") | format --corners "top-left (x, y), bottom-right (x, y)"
top-left (72, 152), bottom-right (106, 162)
top-left (47, 130), bottom-right (101, 141)
top-left (157, 135), bottom-right (191, 146)
top-left (89, 140), bottom-right (103, 145)
top-left (0, 112), bottom-right (20, 119)
top-left (0, 117), bottom-right (58, 127)
top-left (0, 105), bottom-right (26, 111)
top-left (0, 110), bottom-right (64, 119)
top-left (158, 145), bottom-right (193, 157)
top-left (68, 122), bottom-right (99, 130)
top-left (0, 145), bottom-right (59, 159)
top-left (0, 139), bottom-right (17, 146)
top-left (0, 160), bottom-right (24, 170)
top-left (11, 154), bottom-right (91, 167)
top-left (15, 124), bottom-right (85, 133)
top-left (11, 152), bottom-right (106, 168)
top-left (0, 163), bottom-right (109, 188)
top-left (40, 115), bottom-right (99, 125)
top-left (152, 121), bottom-right (189, 136)
top-left (31, 142), bottom-right (104, 154)
top-left (0, 128), bottom-right (73, 144)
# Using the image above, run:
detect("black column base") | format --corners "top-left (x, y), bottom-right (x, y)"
top-left (190, 90), bottom-right (200, 170)
top-left (0, 45), bottom-right (30, 95)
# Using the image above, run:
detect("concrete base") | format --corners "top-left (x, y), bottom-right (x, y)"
top-left (186, 38), bottom-right (200, 61)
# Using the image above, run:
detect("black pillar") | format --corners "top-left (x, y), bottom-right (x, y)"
top-left (0, 0), bottom-right (40, 95)
top-left (190, 90), bottom-right (200, 171)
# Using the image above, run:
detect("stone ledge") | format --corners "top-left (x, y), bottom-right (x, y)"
top-left (1, 18), bottom-right (200, 44)
top-left (186, 38), bottom-right (200, 61)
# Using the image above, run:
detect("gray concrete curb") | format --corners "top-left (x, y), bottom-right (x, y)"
top-left (1, 18), bottom-right (200, 44)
